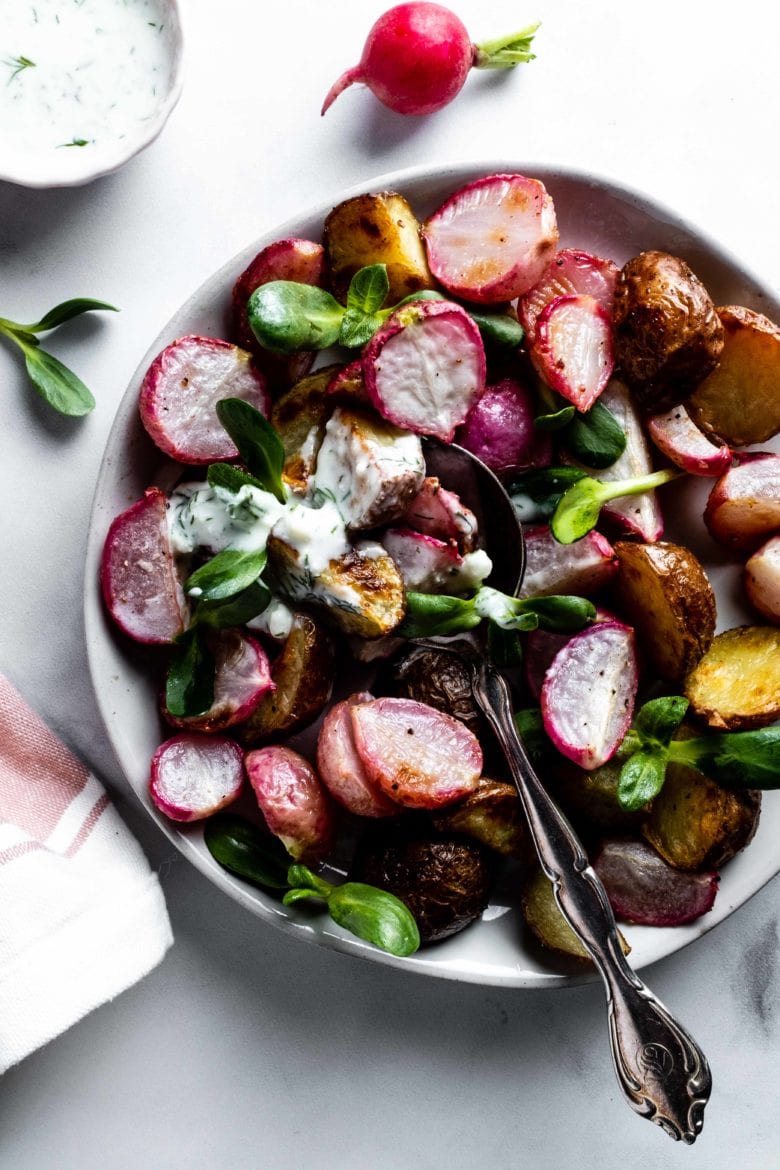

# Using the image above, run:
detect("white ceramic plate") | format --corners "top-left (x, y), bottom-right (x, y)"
top-left (84, 162), bottom-right (780, 988)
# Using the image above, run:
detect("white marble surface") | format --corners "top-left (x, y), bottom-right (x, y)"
top-left (1, 0), bottom-right (778, 1165)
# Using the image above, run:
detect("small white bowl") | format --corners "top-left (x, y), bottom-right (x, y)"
top-left (0, 0), bottom-right (184, 189)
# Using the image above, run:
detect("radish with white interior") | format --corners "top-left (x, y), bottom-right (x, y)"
top-left (704, 453), bottom-right (780, 550)
top-left (150, 734), bottom-right (245, 823)
top-left (518, 249), bottom-right (619, 342)
top-left (245, 745), bottom-right (337, 864)
top-left (316, 694), bottom-right (397, 817)
top-left (162, 630), bottom-right (274, 733)
top-left (744, 535), bottom-right (780, 622)
top-left (363, 299), bottom-right (485, 441)
top-left (423, 174), bottom-right (559, 304)
top-left (530, 294), bottom-right (614, 412)
top-left (401, 476), bottom-right (478, 551)
top-left (648, 404), bottom-right (732, 477)
top-left (518, 525), bottom-right (618, 599)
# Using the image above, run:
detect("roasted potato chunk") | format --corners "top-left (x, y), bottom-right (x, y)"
top-left (239, 613), bottom-right (334, 744)
top-left (688, 305), bottom-right (780, 446)
top-left (268, 534), bottom-right (406, 639)
top-left (683, 625), bottom-right (780, 730)
top-left (521, 868), bottom-right (630, 961)
top-left (612, 251), bottom-right (724, 412)
top-left (546, 757), bottom-right (645, 839)
top-left (324, 191), bottom-right (435, 304)
top-left (612, 541), bottom-right (716, 682)
top-left (432, 778), bottom-right (534, 862)
top-left (270, 365), bottom-right (340, 493)
top-left (642, 755), bottom-right (761, 871)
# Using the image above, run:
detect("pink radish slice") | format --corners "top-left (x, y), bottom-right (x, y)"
top-left (401, 476), bottom-right (478, 552)
top-left (245, 745), bottom-right (337, 863)
top-left (744, 535), bottom-right (780, 623)
top-left (232, 239), bottom-right (325, 391)
top-left (363, 299), bottom-right (485, 441)
top-left (648, 405), bottom-right (732, 477)
top-left (101, 486), bottom-right (188, 644)
top-left (139, 335), bottom-right (271, 464)
top-left (593, 840), bottom-right (718, 926)
top-left (518, 249), bottom-right (619, 343)
top-left (150, 734), bottom-right (244, 822)
top-left (587, 379), bottom-right (663, 541)
top-left (541, 620), bottom-right (638, 770)
top-left (531, 295), bottom-right (614, 411)
top-left (457, 377), bottom-right (552, 478)
top-left (382, 527), bottom-right (463, 592)
top-left (162, 630), bottom-right (273, 732)
top-left (423, 174), bottom-right (559, 304)
top-left (524, 607), bottom-right (617, 700)
top-left (350, 697), bottom-right (482, 809)
top-left (316, 694), bottom-right (396, 817)
top-left (704, 453), bottom-right (780, 550)
top-left (518, 525), bottom-right (618, 599)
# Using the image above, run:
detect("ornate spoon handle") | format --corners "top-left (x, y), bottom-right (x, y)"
top-left (474, 661), bottom-right (711, 1143)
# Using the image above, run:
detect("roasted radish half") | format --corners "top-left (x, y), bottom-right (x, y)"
top-left (648, 404), bottom-right (732, 476)
top-left (518, 248), bottom-right (619, 343)
top-left (530, 294), bottom-right (613, 412)
top-left (704, 454), bottom-right (780, 551)
top-left (101, 486), bottom-right (188, 644)
top-left (150, 734), bottom-right (245, 822)
top-left (316, 694), bottom-right (396, 818)
top-left (518, 525), bottom-right (618, 599)
top-left (593, 840), bottom-right (718, 926)
top-left (586, 379), bottom-right (663, 540)
top-left (245, 745), bottom-right (337, 863)
top-left (422, 174), bottom-right (559, 304)
top-left (401, 477), bottom-right (478, 552)
top-left (162, 630), bottom-right (273, 733)
top-left (744, 535), bottom-right (780, 623)
top-left (139, 335), bottom-right (271, 464)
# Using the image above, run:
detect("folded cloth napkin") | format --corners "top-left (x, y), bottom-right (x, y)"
top-left (0, 673), bottom-right (173, 1074)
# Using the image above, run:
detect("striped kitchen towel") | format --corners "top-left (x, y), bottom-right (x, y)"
top-left (0, 673), bottom-right (173, 1074)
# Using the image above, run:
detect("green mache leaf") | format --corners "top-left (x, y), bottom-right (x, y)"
top-left (467, 310), bottom-right (524, 351)
top-left (193, 580), bottom-right (272, 630)
top-left (282, 887), bottom-right (323, 907)
top-left (520, 594), bottom-right (596, 633)
top-left (286, 864), bottom-right (334, 897)
top-left (671, 726), bottom-right (780, 789)
top-left (186, 547), bottom-right (267, 602)
top-left (634, 696), bottom-right (690, 747)
top-left (550, 476), bottom-right (604, 544)
top-left (561, 400), bottom-right (627, 469)
top-left (508, 467), bottom-right (588, 517)
top-left (246, 280), bottom-right (344, 354)
top-left (346, 264), bottom-right (390, 315)
top-left (207, 462), bottom-right (265, 494)
top-left (165, 627), bottom-right (216, 718)
top-left (534, 404), bottom-right (576, 431)
top-left (326, 882), bottom-right (420, 957)
top-left (398, 592), bottom-right (481, 638)
top-left (204, 813), bottom-right (290, 890)
top-left (338, 307), bottom-right (385, 349)
top-left (23, 345), bottom-right (95, 416)
top-left (216, 398), bottom-right (286, 502)
top-left (617, 749), bottom-right (669, 811)
top-left (22, 298), bottom-right (118, 333)
top-left (512, 708), bottom-right (552, 767)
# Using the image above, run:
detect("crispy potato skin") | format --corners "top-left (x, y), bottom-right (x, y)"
top-left (613, 251), bottom-right (724, 412)
top-left (612, 541), bottom-right (716, 682)
top-left (431, 778), bottom-right (534, 862)
top-left (683, 625), bottom-right (780, 730)
top-left (688, 305), bottom-right (780, 446)
top-left (238, 614), bottom-right (334, 744)
top-left (324, 192), bottom-right (435, 304)
top-left (270, 365), bottom-right (340, 493)
top-left (545, 757), bottom-right (645, 840)
top-left (521, 868), bottom-right (630, 961)
top-left (642, 752), bottom-right (761, 871)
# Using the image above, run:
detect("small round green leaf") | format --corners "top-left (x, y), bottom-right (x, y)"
top-left (327, 882), bottom-right (420, 957)
top-left (204, 813), bottom-right (290, 889)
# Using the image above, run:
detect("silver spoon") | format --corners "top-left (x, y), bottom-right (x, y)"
top-left (422, 439), bottom-right (712, 1143)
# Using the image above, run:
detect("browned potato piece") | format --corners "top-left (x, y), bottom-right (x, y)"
top-left (683, 625), bottom-right (780, 729)
top-left (546, 757), bottom-right (645, 838)
top-left (688, 306), bottom-right (780, 446)
top-left (521, 868), bottom-right (630, 962)
top-left (270, 365), bottom-right (340, 492)
top-left (612, 541), bottom-right (716, 682)
top-left (239, 613), bottom-right (334, 744)
top-left (642, 755), bottom-right (761, 871)
top-left (431, 778), bottom-right (534, 862)
top-left (612, 251), bottom-right (724, 412)
top-left (324, 192), bottom-right (435, 304)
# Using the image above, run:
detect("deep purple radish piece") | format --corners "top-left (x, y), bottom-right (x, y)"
top-left (648, 405), bottom-right (732, 477)
top-left (401, 476), bottom-right (478, 551)
top-left (423, 174), bottom-right (559, 303)
top-left (363, 299), bottom-right (485, 441)
top-left (457, 377), bottom-right (552, 477)
top-left (163, 630), bottom-right (273, 732)
top-left (589, 379), bottom-right (664, 541)
top-left (101, 486), bottom-right (188, 644)
top-left (350, 697), bottom-right (482, 809)
top-left (139, 335), bottom-right (271, 464)
top-left (518, 525), bottom-right (618, 599)
top-left (245, 745), bottom-right (336, 864)
top-left (232, 239), bottom-right (325, 391)
top-left (541, 620), bottom-right (638, 769)
top-left (316, 694), bottom-right (396, 818)
top-left (593, 840), bottom-right (719, 926)
top-left (150, 734), bottom-right (244, 822)
top-left (531, 295), bottom-right (613, 411)
top-left (518, 249), bottom-right (619, 342)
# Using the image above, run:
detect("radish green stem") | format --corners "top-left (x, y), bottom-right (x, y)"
top-left (473, 21), bottom-right (540, 69)
top-left (551, 467), bottom-right (681, 544)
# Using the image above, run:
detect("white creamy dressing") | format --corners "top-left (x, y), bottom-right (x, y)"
top-left (269, 499), bottom-right (349, 575)
top-left (1, 0), bottom-right (175, 169)
top-left (168, 483), bottom-right (288, 556)
top-left (449, 549), bottom-right (493, 593)
top-left (474, 585), bottom-right (518, 627)
top-left (245, 598), bottom-right (295, 641)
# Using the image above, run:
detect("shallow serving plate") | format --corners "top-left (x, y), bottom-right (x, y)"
top-left (84, 162), bottom-right (780, 988)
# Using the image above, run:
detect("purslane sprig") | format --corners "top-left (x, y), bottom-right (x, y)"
top-left (0, 298), bottom-right (117, 416)
top-left (399, 586), bottom-right (595, 641)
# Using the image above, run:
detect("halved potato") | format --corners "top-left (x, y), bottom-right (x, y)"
top-left (683, 625), bottom-right (780, 730)
top-left (239, 613), bottom-right (334, 744)
top-left (431, 777), bottom-right (534, 861)
top-left (324, 192), bottom-right (435, 304)
top-left (687, 305), bottom-right (780, 446)
top-left (546, 757), bottom-right (645, 838)
top-left (611, 541), bottom-right (716, 682)
top-left (270, 365), bottom-right (340, 492)
top-left (521, 868), bottom-right (630, 961)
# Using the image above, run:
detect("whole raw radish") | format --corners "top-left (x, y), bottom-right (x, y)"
top-left (457, 377), bottom-right (552, 477)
